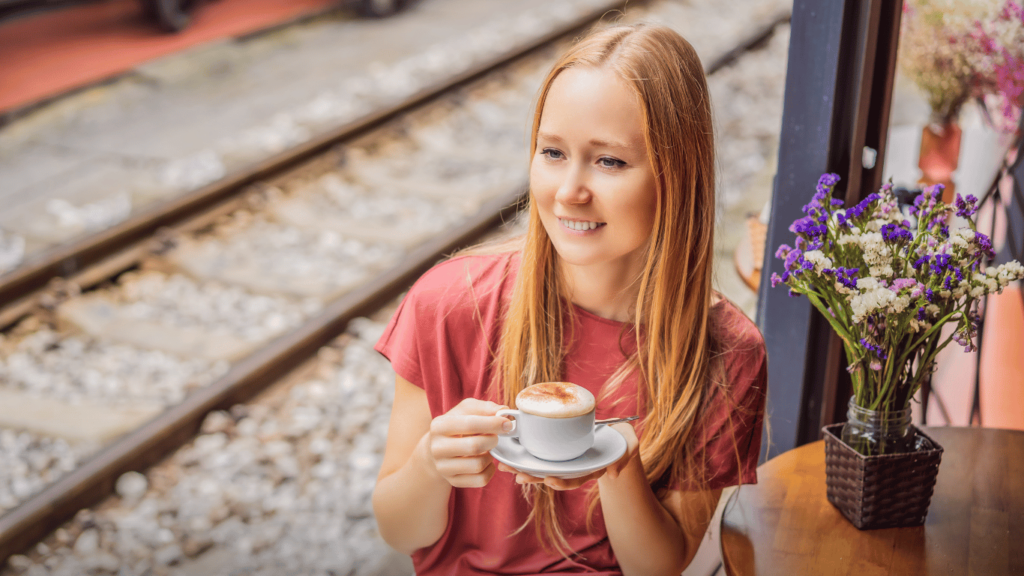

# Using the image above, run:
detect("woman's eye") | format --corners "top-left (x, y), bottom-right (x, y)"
top-left (599, 157), bottom-right (626, 169)
top-left (541, 148), bottom-right (564, 160)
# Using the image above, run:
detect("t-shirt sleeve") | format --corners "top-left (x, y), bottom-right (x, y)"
top-left (373, 255), bottom-right (505, 418)
top-left (675, 309), bottom-right (768, 492)
top-left (374, 286), bottom-right (430, 391)
top-left (374, 260), bottom-right (463, 393)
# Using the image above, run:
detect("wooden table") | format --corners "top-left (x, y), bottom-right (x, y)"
top-left (720, 427), bottom-right (1024, 575)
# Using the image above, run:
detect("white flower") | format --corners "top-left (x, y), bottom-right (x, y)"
top-left (889, 294), bottom-right (911, 314)
top-left (848, 280), bottom-right (898, 323)
top-left (950, 229), bottom-right (975, 249)
top-left (908, 318), bottom-right (933, 333)
top-left (856, 277), bottom-right (880, 291)
top-left (939, 290), bottom-right (952, 299)
top-left (970, 286), bottom-right (985, 298)
top-left (995, 262), bottom-right (1024, 286)
top-left (802, 250), bottom-right (833, 272)
top-left (869, 265), bottom-right (894, 277)
top-left (926, 304), bottom-right (940, 316)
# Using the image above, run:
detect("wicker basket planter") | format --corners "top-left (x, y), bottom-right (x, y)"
top-left (822, 423), bottom-right (944, 530)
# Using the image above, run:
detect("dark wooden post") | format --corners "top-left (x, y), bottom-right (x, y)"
top-left (756, 0), bottom-right (904, 459)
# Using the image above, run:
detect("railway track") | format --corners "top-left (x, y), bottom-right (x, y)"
top-left (0, 0), bottom-right (792, 572)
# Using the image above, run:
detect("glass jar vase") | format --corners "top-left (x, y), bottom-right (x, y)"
top-left (840, 397), bottom-right (915, 456)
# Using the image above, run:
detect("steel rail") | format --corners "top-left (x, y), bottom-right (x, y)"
top-left (0, 187), bottom-right (526, 563)
top-left (0, 0), bottom-right (639, 330)
top-left (0, 1), bottom-right (639, 561)
top-left (0, 10), bottom-right (792, 563)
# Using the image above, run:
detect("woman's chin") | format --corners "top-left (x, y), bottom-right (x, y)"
top-left (552, 248), bottom-right (611, 269)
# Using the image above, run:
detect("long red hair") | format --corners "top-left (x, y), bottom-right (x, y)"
top-left (465, 23), bottom-right (727, 556)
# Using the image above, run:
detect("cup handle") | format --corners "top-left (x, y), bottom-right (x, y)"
top-left (496, 409), bottom-right (520, 438)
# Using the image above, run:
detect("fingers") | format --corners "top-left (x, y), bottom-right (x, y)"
top-left (446, 460), bottom-right (497, 489)
top-left (431, 434), bottom-right (500, 459)
top-left (425, 399), bottom-right (510, 489)
top-left (430, 415), bottom-right (512, 438)
top-left (434, 454), bottom-right (495, 477)
top-left (495, 463), bottom-right (603, 489)
top-left (541, 470), bottom-right (606, 490)
top-left (452, 398), bottom-right (508, 416)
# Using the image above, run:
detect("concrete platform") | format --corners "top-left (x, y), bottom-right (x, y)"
top-left (0, 0), bottom-right (612, 271)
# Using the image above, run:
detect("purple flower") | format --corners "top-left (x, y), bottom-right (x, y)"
top-left (975, 231), bottom-right (995, 257)
top-left (955, 268), bottom-right (964, 283)
top-left (775, 244), bottom-right (792, 259)
top-left (818, 173), bottom-right (841, 187)
top-left (770, 272), bottom-right (785, 288)
top-left (913, 254), bottom-right (931, 270)
top-left (925, 288), bottom-right (935, 302)
top-left (860, 338), bottom-right (889, 360)
top-left (933, 253), bottom-right (952, 274)
top-left (832, 267), bottom-right (860, 290)
top-left (790, 216), bottom-right (828, 238)
top-left (784, 249), bottom-right (803, 270)
top-left (917, 306), bottom-right (927, 321)
top-left (843, 193), bottom-right (882, 221)
top-left (955, 194), bottom-right (979, 218)
top-left (881, 223), bottom-right (913, 243)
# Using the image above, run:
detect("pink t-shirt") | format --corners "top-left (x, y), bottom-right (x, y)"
top-left (375, 252), bottom-right (767, 575)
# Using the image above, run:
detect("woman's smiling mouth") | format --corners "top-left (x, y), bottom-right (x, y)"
top-left (558, 218), bottom-right (606, 233)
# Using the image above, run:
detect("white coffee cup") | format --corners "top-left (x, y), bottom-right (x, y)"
top-left (497, 382), bottom-right (596, 462)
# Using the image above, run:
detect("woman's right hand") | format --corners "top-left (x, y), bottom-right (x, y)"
top-left (424, 398), bottom-right (513, 488)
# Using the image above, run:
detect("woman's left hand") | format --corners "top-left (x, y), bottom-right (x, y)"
top-left (496, 422), bottom-right (640, 490)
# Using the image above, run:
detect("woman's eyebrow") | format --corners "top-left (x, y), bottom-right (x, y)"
top-left (536, 132), bottom-right (632, 150)
top-left (589, 138), bottom-right (631, 150)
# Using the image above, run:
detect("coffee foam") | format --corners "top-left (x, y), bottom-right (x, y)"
top-left (516, 382), bottom-right (595, 418)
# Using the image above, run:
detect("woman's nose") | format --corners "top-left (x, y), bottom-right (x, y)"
top-left (553, 163), bottom-right (591, 205)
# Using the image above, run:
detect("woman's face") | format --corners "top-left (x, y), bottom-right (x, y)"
top-left (531, 65), bottom-right (657, 275)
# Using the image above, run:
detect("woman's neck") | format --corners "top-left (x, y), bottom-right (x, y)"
top-left (560, 255), bottom-right (645, 323)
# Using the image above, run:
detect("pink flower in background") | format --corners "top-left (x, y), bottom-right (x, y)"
top-left (901, 0), bottom-right (1024, 131)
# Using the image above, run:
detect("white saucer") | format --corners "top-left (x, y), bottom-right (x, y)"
top-left (489, 425), bottom-right (627, 479)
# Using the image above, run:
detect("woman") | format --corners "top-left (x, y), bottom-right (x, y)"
top-left (371, 23), bottom-right (767, 575)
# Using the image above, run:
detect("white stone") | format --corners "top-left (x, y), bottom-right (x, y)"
top-left (115, 471), bottom-right (148, 502)
top-left (73, 528), bottom-right (100, 556)
top-left (82, 551), bottom-right (120, 572)
top-left (154, 543), bottom-right (183, 566)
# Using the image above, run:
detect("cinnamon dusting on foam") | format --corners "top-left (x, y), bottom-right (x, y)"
top-left (516, 382), bottom-right (595, 418)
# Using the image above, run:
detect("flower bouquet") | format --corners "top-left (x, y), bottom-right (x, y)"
top-left (773, 174), bottom-right (1024, 443)
top-left (772, 174), bottom-right (1024, 528)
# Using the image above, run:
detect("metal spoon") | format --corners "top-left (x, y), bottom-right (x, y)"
top-left (595, 416), bottom-right (639, 425)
